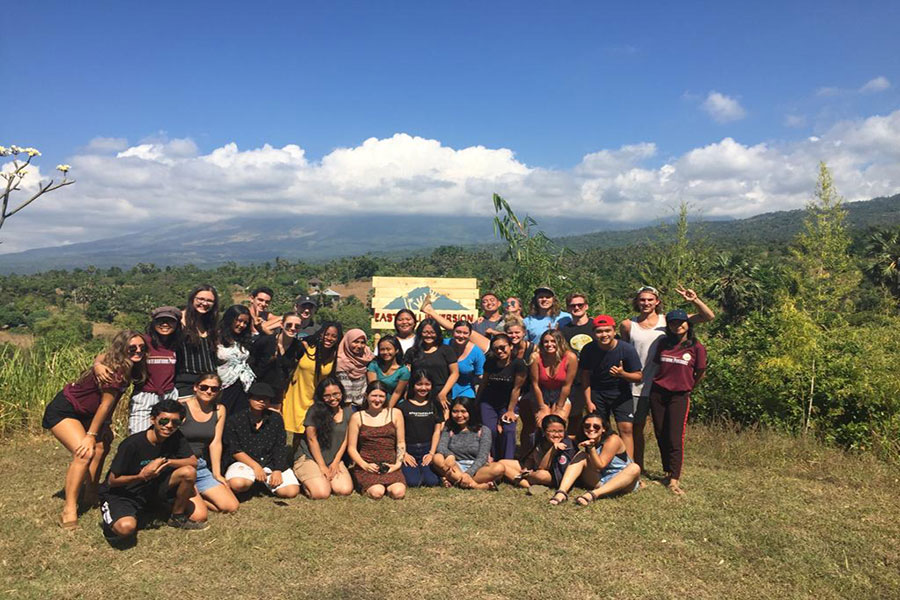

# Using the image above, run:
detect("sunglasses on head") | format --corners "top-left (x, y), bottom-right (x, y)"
top-left (197, 384), bottom-right (221, 393)
top-left (128, 344), bottom-right (147, 354)
top-left (157, 417), bottom-right (182, 427)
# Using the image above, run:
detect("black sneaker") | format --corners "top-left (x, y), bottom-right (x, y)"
top-left (167, 513), bottom-right (209, 531)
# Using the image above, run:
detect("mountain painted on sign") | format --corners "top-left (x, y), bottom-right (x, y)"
top-left (384, 287), bottom-right (467, 311)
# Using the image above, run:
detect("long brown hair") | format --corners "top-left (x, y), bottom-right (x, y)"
top-left (89, 330), bottom-right (148, 386)
top-left (183, 284), bottom-right (219, 347)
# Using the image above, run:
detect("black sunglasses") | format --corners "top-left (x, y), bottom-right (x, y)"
top-left (197, 384), bottom-right (221, 393)
top-left (128, 344), bottom-right (147, 354)
top-left (583, 423), bottom-right (603, 431)
top-left (157, 417), bottom-right (182, 427)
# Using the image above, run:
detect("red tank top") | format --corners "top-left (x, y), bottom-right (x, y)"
top-left (537, 353), bottom-right (570, 391)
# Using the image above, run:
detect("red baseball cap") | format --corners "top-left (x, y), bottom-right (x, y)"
top-left (592, 314), bottom-right (616, 329)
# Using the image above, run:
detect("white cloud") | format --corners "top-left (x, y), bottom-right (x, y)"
top-left (784, 114), bottom-right (807, 128)
top-left (701, 91), bottom-right (747, 123)
top-left (860, 76), bottom-right (891, 93)
top-left (817, 76), bottom-right (892, 97)
top-left (83, 137), bottom-right (129, 153)
top-left (2, 110), bottom-right (900, 253)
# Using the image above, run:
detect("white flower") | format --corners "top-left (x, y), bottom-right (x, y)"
top-left (18, 169), bottom-right (28, 176)
top-left (0, 146), bottom-right (9, 156)
top-left (24, 147), bottom-right (41, 157)
top-left (56, 164), bottom-right (71, 173)
top-left (9, 145), bottom-right (22, 154)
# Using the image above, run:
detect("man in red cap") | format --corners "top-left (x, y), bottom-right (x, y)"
top-left (579, 315), bottom-right (643, 459)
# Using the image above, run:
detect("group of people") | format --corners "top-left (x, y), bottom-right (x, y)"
top-left (42, 282), bottom-right (712, 544)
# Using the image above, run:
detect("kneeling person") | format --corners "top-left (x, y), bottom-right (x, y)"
top-left (224, 382), bottom-right (300, 499)
top-left (100, 400), bottom-right (207, 543)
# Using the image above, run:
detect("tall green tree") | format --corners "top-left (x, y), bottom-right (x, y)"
top-left (790, 162), bottom-right (861, 326)
top-left (786, 162), bottom-right (862, 432)
top-left (639, 201), bottom-right (711, 307)
top-left (492, 193), bottom-right (573, 299)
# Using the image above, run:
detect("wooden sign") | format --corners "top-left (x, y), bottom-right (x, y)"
top-left (371, 277), bottom-right (480, 330)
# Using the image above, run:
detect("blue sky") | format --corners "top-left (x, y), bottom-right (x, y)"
top-left (2, 1), bottom-right (899, 252)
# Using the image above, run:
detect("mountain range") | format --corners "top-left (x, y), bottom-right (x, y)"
top-left (1, 193), bottom-right (898, 274)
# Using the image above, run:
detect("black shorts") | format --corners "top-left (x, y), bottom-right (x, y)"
top-left (591, 392), bottom-right (635, 424)
top-left (99, 471), bottom-right (180, 535)
top-left (41, 391), bottom-right (93, 430)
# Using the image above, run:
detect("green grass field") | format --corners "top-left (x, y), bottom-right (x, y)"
top-left (1, 425), bottom-right (898, 600)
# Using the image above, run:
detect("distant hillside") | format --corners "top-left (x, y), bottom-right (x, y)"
top-left (0, 214), bottom-right (627, 274)
top-left (1, 194), bottom-right (898, 274)
top-left (557, 193), bottom-right (900, 251)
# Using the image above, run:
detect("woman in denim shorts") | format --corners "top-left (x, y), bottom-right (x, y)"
top-left (180, 373), bottom-right (239, 515)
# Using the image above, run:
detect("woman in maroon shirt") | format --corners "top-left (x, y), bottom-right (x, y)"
top-left (42, 330), bottom-right (148, 529)
top-left (649, 309), bottom-right (708, 496)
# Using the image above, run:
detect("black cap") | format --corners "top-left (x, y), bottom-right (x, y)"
top-left (666, 309), bottom-right (689, 322)
top-left (294, 294), bottom-right (318, 308)
top-left (247, 382), bottom-right (276, 399)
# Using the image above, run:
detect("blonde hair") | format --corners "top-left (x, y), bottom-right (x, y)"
top-left (538, 330), bottom-right (570, 370)
top-left (87, 330), bottom-right (148, 386)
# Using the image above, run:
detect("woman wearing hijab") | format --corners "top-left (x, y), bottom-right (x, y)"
top-left (335, 329), bottom-right (375, 409)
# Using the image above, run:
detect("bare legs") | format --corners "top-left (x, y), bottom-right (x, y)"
top-left (363, 482), bottom-right (406, 500)
top-left (50, 419), bottom-right (113, 524)
top-left (301, 470), bottom-right (354, 500)
top-left (432, 454), bottom-right (503, 490)
top-left (549, 452), bottom-right (641, 506)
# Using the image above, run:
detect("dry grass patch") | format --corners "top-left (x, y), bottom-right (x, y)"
top-left (0, 426), bottom-right (897, 600)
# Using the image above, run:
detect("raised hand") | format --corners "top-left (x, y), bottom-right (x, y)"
top-left (675, 286), bottom-right (698, 302)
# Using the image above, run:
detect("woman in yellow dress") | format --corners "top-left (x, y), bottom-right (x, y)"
top-left (284, 322), bottom-right (342, 451)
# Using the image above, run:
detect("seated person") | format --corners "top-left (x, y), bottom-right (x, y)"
top-left (498, 414), bottom-right (575, 492)
top-left (223, 382), bottom-right (301, 499)
top-left (549, 413), bottom-right (641, 506)
top-left (292, 377), bottom-right (354, 499)
top-left (399, 370), bottom-right (444, 488)
top-left (431, 397), bottom-right (504, 490)
top-left (99, 400), bottom-right (207, 545)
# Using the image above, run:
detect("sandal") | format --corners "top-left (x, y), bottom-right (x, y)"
top-left (549, 490), bottom-right (568, 506)
top-left (576, 491), bottom-right (597, 506)
top-left (58, 516), bottom-right (79, 531)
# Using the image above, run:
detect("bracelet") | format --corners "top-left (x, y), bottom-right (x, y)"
top-left (86, 432), bottom-right (98, 437)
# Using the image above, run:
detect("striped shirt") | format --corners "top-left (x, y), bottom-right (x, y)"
top-left (176, 337), bottom-right (217, 381)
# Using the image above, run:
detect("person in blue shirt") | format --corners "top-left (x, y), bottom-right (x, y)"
top-left (444, 320), bottom-right (485, 400)
top-left (523, 286), bottom-right (572, 343)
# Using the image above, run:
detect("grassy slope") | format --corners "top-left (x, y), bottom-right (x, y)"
top-left (1, 426), bottom-right (898, 600)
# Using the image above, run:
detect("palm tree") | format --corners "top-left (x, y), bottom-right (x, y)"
top-left (706, 252), bottom-right (766, 322)
top-left (863, 227), bottom-right (900, 297)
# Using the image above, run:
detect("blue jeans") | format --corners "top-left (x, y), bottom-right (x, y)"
top-left (479, 401), bottom-right (517, 460)
top-left (402, 442), bottom-right (441, 487)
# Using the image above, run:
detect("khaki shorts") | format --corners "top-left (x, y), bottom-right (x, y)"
top-left (293, 455), bottom-right (350, 484)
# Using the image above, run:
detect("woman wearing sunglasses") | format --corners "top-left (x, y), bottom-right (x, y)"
top-left (549, 413), bottom-right (640, 506)
top-left (249, 311), bottom-right (303, 407)
top-left (180, 372), bottom-right (240, 515)
top-left (42, 330), bottom-right (148, 529)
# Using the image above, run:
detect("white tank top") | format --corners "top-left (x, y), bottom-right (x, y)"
top-left (628, 314), bottom-right (667, 397)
